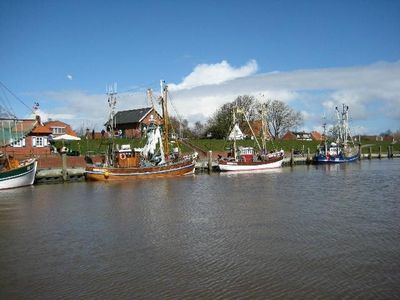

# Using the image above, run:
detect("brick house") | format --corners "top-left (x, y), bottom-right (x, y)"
top-left (3, 118), bottom-right (78, 158)
top-left (2, 117), bottom-right (52, 157)
top-left (110, 107), bottom-right (163, 138)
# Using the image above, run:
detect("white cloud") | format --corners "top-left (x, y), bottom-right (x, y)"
top-left (30, 109), bottom-right (75, 122)
top-left (28, 60), bottom-right (400, 134)
top-left (66, 74), bottom-right (73, 80)
top-left (169, 59), bottom-right (258, 91)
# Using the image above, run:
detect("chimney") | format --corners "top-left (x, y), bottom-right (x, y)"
top-left (35, 115), bottom-right (42, 125)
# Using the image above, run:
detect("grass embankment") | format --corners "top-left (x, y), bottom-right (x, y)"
top-left (60, 138), bottom-right (399, 156)
top-left (56, 137), bottom-right (193, 155)
top-left (190, 139), bottom-right (320, 154)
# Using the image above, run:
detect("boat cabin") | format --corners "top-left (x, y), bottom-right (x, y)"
top-left (115, 144), bottom-right (141, 168)
top-left (238, 147), bottom-right (254, 162)
top-left (318, 142), bottom-right (341, 157)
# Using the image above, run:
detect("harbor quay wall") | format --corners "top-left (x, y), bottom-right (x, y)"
top-left (35, 154), bottom-right (103, 184)
top-left (33, 148), bottom-right (399, 183)
top-left (37, 154), bottom-right (86, 169)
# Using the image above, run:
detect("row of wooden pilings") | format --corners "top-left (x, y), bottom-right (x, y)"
top-left (203, 146), bottom-right (397, 172)
top-left (365, 145), bottom-right (395, 159)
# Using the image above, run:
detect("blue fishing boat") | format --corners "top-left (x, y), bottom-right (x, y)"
top-left (314, 104), bottom-right (359, 164)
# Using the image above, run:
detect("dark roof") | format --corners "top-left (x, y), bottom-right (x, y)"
top-left (114, 107), bottom-right (153, 125)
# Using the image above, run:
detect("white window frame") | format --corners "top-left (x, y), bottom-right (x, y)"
top-left (11, 138), bottom-right (26, 148)
top-left (52, 127), bottom-right (66, 135)
top-left (32, 136), bottom-right (48, 148)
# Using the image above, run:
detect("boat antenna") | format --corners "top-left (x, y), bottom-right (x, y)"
top-left (146, 88), bottom-right (155, 109)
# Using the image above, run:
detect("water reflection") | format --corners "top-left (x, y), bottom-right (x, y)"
top-left (218, 168), bottom-right (283, 176)
top-left (1, 160), bottom-right (399, 299)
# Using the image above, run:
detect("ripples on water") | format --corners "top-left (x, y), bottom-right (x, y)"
top-left (1, 160), bottom-right (399, 299)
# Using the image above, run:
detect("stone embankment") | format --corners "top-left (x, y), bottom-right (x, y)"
top-left (35, 148), bottom-right (399, 183)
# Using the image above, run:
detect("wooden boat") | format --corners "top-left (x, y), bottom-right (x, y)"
top-left (314, 104), bottom-right (359, 164)
top-left (85, 157), bottom-right (195, 181)
top-left (0, 157), bottom-right (37, 189)
top-left (85, 81), bottom-right (196, 181)
top-left (218, 106), bottom-right (284, 172)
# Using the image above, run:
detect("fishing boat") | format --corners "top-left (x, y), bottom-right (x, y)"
top-left (85, 81), bottom-right (196, 181)
top-left (314, 104), bottom-right (359, 164)
top-left (0, 156), bottom-right (37, 189)
top-left (218, 106), bottom-right (284, 172)
top-left (0, 82), bottom-right (38, 189)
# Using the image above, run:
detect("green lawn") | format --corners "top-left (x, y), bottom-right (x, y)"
top-left (60, 137), bottom-right (399, 156)
top-left (191, 139), bottom-right (320, 154)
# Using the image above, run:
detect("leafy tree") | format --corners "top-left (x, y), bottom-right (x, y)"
top-left (205, 95), bottom-right (260, 138)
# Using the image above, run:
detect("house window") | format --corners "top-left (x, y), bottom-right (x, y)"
top-left (52, 127), bottom-right (65, 135)
top-left (11, 138), bottom-right (26, 148)
top-left (32, 136), bottom-right (48, 147)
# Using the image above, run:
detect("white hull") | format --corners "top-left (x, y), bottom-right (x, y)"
top-left (0, 160), bottom-right (37, 190)
top-left (218, 158), bottom-right (283, 172)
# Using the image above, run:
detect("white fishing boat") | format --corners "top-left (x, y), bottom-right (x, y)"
top-left (218, 106), bottom-right (284, 172)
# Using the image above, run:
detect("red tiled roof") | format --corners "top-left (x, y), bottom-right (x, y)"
top-left (311, 131), bottom-right (323, 141)
top-left (31, 124), bottom-right (52, 134)
top-left (44, 120), bottom-right (77, 136)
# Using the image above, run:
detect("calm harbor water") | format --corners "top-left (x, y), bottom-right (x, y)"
top-left (1, 159), bottom-right (399, 299)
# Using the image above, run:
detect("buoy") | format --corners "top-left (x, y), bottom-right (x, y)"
top-left (104, 171), bottom-right (109, 179)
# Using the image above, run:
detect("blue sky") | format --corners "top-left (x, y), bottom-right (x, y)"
top-left (1, 0), bottom-right (399, 135)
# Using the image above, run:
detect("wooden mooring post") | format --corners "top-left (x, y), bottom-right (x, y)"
top-left (378, 146), bottom-right (382, 159)
top-left (207, 150), bottom-right (213, 172)
top-left (306, 147), bottom-right (311, 164)
top-left (61, 153), bottom-right (68, 181)
top-left (368, 146), bottom-right (372, 159)
top-left (290, 148), bottom-right (294, 166)
top-left (387, 146), bottom-right (391, 159)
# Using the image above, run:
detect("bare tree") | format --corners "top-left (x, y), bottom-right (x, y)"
top-left (266, 100), bottom-right (303, 139)
top-left (192, 121), bottom-right (205, 138)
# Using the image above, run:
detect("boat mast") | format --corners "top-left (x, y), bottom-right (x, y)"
top-left (147, 88), bottom-right (155, 110)
top-left (335, 106), bottom-right (343, 145)
top-left (107, 83), bottom-right (117, 165)
top-left (322, 116), bottom-right (327, 155)
top-left (233, 107), bottom-right (237, 160)
top-left (160, 80), bottom-right (170, 155)
top-left (343, 104), bottom-right (350, 146)
top-left (243, 111), bottom-right (262, 151)
top-left (260, 103), bottom-right (267, 153)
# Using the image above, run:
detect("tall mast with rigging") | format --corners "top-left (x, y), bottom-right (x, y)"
top-left (232, 107), bottom-right (237, 160)
top-left (160, 80), bottom-right (170, 155)
top-left (106, 83), bottom-right (117, 165)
